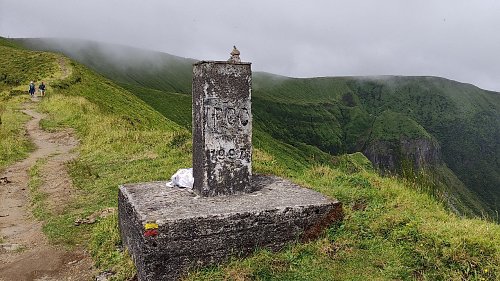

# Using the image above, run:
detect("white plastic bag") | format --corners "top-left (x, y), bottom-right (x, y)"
top-left (166, 168), bottom-right (193, 188)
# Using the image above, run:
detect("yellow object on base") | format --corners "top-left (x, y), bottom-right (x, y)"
top-left (144, 222), bottom-right (159, 230)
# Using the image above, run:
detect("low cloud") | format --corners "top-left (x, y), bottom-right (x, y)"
top-left (1, 0), bottom-right (499, 91)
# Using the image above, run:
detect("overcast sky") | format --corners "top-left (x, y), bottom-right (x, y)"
top-left (1, 0), bottom-right (499, 91)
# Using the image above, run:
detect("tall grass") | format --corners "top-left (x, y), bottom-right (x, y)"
top-left (188, 166), bottom-right (500, 280)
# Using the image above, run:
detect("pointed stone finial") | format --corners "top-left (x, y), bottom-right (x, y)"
top-left (228, 46), bottom-right (241, 63)
top-left (231, 45), bottom-right (240, 56)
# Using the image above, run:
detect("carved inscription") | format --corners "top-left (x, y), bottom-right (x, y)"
top-left (208, 147), bottom-right (251, 163)
top-left (192, 61), bottom-right (252, 196)
top-left (203, 98), bottom-right (251, 167)
top-left (205, 98), bottom-right (250, 134)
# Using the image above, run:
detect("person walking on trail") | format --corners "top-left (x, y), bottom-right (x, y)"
top-left (28, 81), bottom-right (36, 97)
top-left (39, 81), bottom-right (46, 97)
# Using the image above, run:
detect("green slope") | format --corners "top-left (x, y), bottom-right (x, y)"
top-left (16, 38), bottom-right (195, 94)
top-left (2, 37), bottom-right (500, 280)
top-left (119, 83), bottom-right (192, 129)
top-left (0, 38), bottom-right (51, 171)
top-left (251, 74), bottom-right (500, 218)
top-left (347, 76), bottom-right (500, 215)
top-left (16, 38), bottom-right (500, 220)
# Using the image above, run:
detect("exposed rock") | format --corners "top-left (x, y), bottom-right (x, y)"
top-left (95, 270), bottom-right (114, 281)
top-left (0, 243), bottom-right (23, 252)
top-left (363, 138), bottom-right (441, 174)
top-left (0, 177), bottom-right (11, 184)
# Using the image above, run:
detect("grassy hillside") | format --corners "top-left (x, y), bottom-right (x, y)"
top-left (18, 38), bottom-right (500, 220)
top-left (348, 77), bottom-right (500, 215)
top-left (0, 38), bottom-right (61, 171)
top-left (2, 37), bottom-right (500, 280)
top-left (119, 82), bottom-right (192, 129)
top-left (17, 38), bottom-right (195, 94)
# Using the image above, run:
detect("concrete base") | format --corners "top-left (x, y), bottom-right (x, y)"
top-left (118, 175), bottom-right (343, 281)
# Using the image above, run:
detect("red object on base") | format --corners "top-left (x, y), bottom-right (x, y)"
top-left (144, 229), bottom-right (158, 237)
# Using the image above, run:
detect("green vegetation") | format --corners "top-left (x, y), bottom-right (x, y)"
top-left (90, 213), bottom-right (136, 281)
top-left (0, 40), bottom-right (60, 172)
top-left (370, 110), bottom-right (432, 141)
top-left (2, 38), bottom-right (500, 280)
top-left (1, 37), bottom-right (187, 276)
top-left (0, 43), bottom-right (60, 92)
top-left (188, 168), bottom-right (500, 281)
top-left (26, 38), bottom-right (498, 219)
top-left (36, 63), bottom-right (189, 256)
top-left (120, 83), bottom-right (192, 129)
top-left (0, 94), bottom-right (34, 172)
top-left (349, 77), bottom-right (500, 216)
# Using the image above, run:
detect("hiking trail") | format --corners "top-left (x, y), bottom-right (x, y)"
top-left (0, 58), bottom-right (96, 280)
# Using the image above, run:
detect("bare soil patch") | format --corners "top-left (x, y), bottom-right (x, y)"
top-left (0, 102), bottom-right (96, 281)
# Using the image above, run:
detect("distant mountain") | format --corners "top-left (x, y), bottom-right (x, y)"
top-left (18, 38), bottom-right (500, 220)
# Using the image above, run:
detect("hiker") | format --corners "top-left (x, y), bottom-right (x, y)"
top-left (39, 82), bottom-right (46, 97)
top-left (28, 81), bottom-right (36, 97)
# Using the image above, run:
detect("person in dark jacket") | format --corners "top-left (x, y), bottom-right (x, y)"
top-left (39, 82), bottom-right (46, 97)
top-left (28, 81), bottom-right (35, 97)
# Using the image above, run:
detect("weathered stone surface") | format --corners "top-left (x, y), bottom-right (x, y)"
top-left (192, 61), bottom-right (253, 196)
top-left (228, 46), bottom-right (241, 63)
top-left (118, 175), bottom-right (343, 281)
top-left (363, 138), bottom-right (441, 173)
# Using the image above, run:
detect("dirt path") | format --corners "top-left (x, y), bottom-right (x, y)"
top-left (57, 56), bottom-right (71, 80)
top-left (0, 102), bottom-right (96, 280)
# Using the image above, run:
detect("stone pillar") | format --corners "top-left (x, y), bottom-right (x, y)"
top-left (192, 61), bottom-right (253, 196)
top-left (119, 53), bottom-right (344, 281)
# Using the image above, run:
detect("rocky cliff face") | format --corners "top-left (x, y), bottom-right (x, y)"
top-left (363, 138), bottom-right (441, 174)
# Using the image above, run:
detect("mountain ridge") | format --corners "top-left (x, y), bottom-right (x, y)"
top-left (15, 37), bottom-right (500, 220)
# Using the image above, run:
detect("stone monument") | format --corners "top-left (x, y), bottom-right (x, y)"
top-left (192, 52), bottom-right (254, 196)
top-left (118, 48), bottom-right (343, 281)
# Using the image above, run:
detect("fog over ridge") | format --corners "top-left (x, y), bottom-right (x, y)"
top-left (1, 0), bottom-right (499, 91)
